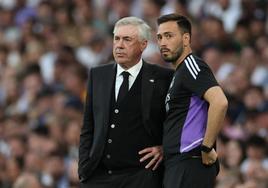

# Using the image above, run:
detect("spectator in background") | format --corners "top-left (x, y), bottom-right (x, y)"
top-left (43, 150), bottom-right (68, 188)
top-left (67, 159), bottom-right (79, 188)
top-left (16, 64), bottom-right (44, 114)
top-left (76, 31), bottom-right (109, 69)
top-left (240, 135), bottom-right (268, 182)
top-left (6, 157), bottom-right (23, 187)
top-left (62, 64), bottom-right (88, 101)
top-left (141, 0), bottom-right (166, 29)
top-left (202, 46), bottom-right (223, 76)
top-left (0, 65), bottom-right (20, 111)
top-left (107, 0), bottom-right (133, 30)
top-left (64, 96), bottom-right (84, 120)
top-left (13, 172), bottom-right (43, 188)
top-left (64, 120), bottom-right (80, 159)
top-left (225, 139), bottom-right (245, 170)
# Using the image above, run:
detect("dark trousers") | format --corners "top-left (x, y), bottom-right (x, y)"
top-left (80, 167), bottom-right (163, 188)
top-left (164, 156), bottom-right (219, 188)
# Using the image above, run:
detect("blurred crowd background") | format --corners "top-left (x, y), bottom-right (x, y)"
top-left (0, 0), bottom-right (267, 187)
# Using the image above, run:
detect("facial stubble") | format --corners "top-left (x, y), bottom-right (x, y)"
top-left (162, 45), bottom-right (183, 63)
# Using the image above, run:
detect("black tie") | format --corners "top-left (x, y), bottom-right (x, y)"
top-left (117, 71), bottom-right (130, 102)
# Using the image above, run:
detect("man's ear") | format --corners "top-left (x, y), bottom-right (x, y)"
top-left (183, 33), bottom-right (190, 46)
top-left (140, 40), bottom-right (148, 52)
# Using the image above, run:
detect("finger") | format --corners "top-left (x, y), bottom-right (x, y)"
top-left (138, 147), bottom-right (152, 155)
top-left (140, 152), bottom-right (154, 162)
top-left (208, 161), bottom-right (214, 166)
top-left (201, 156), bottom-right (207, 164)
top-left (210, 159), bottom-right (216, 164)
top-left (145, 157), bottom-right (158, 169)
top-left (204, 159), bottom-right (214, 166)
top-left (202, 157), bottom-right (210, 165)
top-left (201, 152), bottom-right (213, 165)
top-left (152, 156), bottom-right (163, 170)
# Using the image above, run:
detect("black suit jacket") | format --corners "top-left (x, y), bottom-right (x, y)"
top-left (78, 61), bottom-right (173, 182)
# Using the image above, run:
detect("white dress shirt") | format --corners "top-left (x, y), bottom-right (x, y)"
top-left (115, 59), bottom-right (143, 101)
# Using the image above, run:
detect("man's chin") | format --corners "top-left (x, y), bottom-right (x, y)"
top-left (162, 56), bottom-right (175, 64)
top-left (115, 60), bottom-right (129, 68)
top-left (115, 58), bottom-right (126, 64)
top-left (116, 60), bottom-right (127, 65)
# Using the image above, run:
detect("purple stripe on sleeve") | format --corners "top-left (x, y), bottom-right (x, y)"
top-left (180, 96), bottom-right (208, 152)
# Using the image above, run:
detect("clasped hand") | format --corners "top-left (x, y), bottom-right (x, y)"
top-left (138, 145), bottom-right (163, 170)
top-left (201, 148), bottom-right (218, 166)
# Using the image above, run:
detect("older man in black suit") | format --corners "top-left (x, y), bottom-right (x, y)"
top-left (78, 16), bottom-right (173, 188)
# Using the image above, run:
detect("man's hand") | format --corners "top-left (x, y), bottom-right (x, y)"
top-left (201, 148), bottom-right (217, 166)
top-left (138, 146), bottom-right (163, 170)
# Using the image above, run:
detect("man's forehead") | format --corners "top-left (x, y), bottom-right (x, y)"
top-left (157, 22), bottom-right (178, 33)
top-left (114, 25), bottom-right (138, 37)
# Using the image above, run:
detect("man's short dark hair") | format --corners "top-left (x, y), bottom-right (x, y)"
top-left (157, 13), bottom-right (192, 36)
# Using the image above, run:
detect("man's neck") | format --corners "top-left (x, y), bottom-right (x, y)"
top-left (173, 47), bottom-right (192, 69)
top-left (118, 58), bottom-right (142, 70)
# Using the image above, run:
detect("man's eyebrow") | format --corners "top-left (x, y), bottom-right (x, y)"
top-left (114, 35), bottom-right (135, 39)
top-left (123, 36), bottom-right (133, 39)
top-left (157, 31), bottom-right (173, 35)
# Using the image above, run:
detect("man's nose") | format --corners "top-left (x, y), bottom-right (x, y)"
top-left (115, 39), bottom-right (124, 47)
top-left (159, 41), bottom-right (167, 48)
top-left (158, 38), bottom-right (167, 47)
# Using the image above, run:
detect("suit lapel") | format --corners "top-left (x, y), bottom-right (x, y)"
top-left (100, 64), bottom-right (116, 131)
top-left (141, 61), bottom-right (155, 121)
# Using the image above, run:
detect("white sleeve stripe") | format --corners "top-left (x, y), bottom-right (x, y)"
top-left (190, 55), bottom-right (201, 72)
top-left (185, 58), bottom-right (198, 75)
top-left (185, 60), bottom-right (197, 79)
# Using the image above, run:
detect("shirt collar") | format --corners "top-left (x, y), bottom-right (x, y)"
top-left (116, 59), bottom-right (143, 78)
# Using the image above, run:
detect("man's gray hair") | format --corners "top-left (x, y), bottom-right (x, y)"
top-left (113, 17), bottom-right (152, 41)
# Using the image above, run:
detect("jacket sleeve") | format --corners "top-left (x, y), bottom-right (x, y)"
top-left (78, 68), bottom-right (94, 171)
